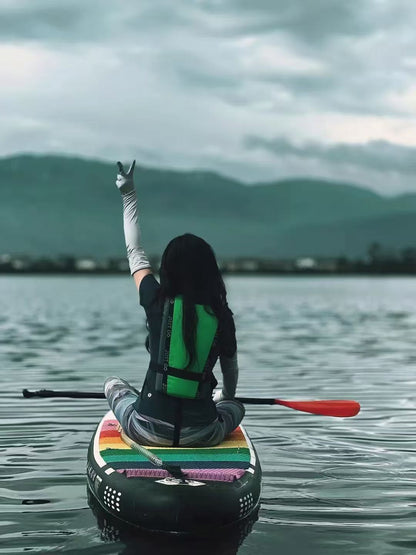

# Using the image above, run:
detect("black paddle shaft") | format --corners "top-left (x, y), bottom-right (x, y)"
top-left (22, 389), bottom-right (276, 404)
top-left (22, 389), bottom-right (105, 399)
top-left (237, 397), bottom-right (275, 405)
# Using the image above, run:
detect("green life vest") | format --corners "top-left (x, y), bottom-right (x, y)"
top-left (155, 297), bottom-right (218, 399)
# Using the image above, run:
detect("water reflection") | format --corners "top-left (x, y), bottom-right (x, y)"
top-left (3, 276), bottom-right (416, 553)
top-left (88, 489), bottom-right (258, 554)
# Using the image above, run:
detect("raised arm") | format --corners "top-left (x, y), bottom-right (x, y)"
top-left (115, 160), bottom-right (152, 291)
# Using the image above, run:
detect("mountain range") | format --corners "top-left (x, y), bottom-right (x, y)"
top-left (1, 154), bottom-right (416, 259)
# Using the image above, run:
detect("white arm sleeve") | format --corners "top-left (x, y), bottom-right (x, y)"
top-left (121, 189), bottom-right (151, 275)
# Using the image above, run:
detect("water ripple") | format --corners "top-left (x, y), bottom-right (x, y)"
top-left (2, 276), bottom-right (416, 553)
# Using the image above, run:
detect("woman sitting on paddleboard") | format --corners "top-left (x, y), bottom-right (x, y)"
top-left (104, 160), bottom-right (244, 447)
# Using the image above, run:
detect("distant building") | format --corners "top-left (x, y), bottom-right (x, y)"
top-left (75, 258), bottom-right (97, 271)
top-left (11, 257), bottom-right (31, 271)
top-left (295, 257), bottom-right (317, 270)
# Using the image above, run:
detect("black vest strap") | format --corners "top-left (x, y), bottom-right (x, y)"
top-left (153, 363), bottom-right (208, 383)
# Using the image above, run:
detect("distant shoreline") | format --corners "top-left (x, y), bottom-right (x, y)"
top-left (2, 268), bottom-right (416, 277)
top-left (2, 272), bottom-right (416, 277)
top-left (2, 249), bottom-right (416, 276)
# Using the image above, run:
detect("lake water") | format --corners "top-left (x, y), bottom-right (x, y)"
top-left (1, 275), bottom-right (416, 554)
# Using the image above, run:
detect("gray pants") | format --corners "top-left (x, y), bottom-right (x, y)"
top-left (104, 377), bottom-right (245, 447)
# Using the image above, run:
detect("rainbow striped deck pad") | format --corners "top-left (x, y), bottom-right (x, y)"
top-left (96, 411), bottom-right (255, 483)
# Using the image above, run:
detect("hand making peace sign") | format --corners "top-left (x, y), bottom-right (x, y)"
top-left (116, 159), bottom-right (136, 194)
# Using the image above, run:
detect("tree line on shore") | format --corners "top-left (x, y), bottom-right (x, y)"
top-left (2, 243), bottom-right (416, 275)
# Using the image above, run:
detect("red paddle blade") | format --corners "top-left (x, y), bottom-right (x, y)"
top-left (275, 399), bottom-right (360, 417)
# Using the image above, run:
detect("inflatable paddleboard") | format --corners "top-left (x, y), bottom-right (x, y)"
top-left (87, 411), bottom-right (262, 534)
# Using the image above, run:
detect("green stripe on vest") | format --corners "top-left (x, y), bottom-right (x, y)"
top-left (166, 298), bottom-right (218, 399)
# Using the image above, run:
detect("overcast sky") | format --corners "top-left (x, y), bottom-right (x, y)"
top-left (1, 0), bottom-right (416, 194)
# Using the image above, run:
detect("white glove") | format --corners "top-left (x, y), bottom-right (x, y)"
top-left (213, 389), bottom-right (225, 403)
top-left (115, 160), bottom-right (151, 275)
top-left (116, 160), bottom-right (136, 195)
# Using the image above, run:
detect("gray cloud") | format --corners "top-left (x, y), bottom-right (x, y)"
top-left (0, 2), bottom-right (98, 41)
top-left (0, 1), bottom-right (392, 45)
top-left (1, 1), bottom-right (416, 195)
top-left (202, 0), bottom-right (369, 44)
top-left (0, 1), bottom-right (190, 42)
top-left (245, 136), bottom-right (416, 175)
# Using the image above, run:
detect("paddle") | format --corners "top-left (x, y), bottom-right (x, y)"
top-left (22, 389), bottom-right (360, 417)
top-left (120, 431), bottom-right (186, 480)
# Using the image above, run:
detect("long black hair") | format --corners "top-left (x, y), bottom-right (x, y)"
top-left (158, 233), bottom-right (236, 366)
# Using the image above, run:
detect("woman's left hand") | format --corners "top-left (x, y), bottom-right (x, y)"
top-left (213, 389), bottom-right (225, 403)
top-left (116, 160), bottom-right (136, 194)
